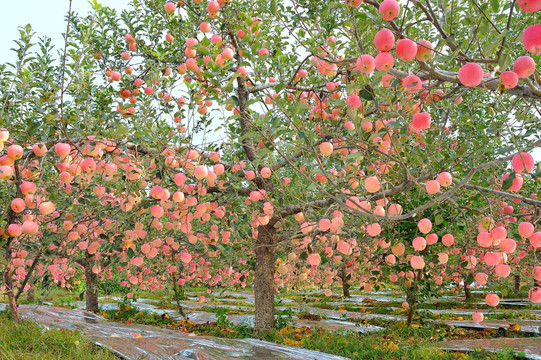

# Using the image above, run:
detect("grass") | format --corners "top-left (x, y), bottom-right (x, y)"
top-left (294, 327), bottom-right (516, 360)
top-left (175, 320), bottom-right (520, 359)
top-left (196, 305), bottom-right (254, 314)
top-left (0, 312), bottom-right (118, 360)
top-left (208, 298), bottom-right (253, 307)
top-left (430, 310), bottom-right (541, 321)
top-left (2, 285), bottom-right (248, 305)
top-left (2, 287), bottom-right (85, 305)
top-left (307, 296), bottom-right (541, 315)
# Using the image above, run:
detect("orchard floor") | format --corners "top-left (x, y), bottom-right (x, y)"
top-left (3, 288), bottom-right (541, 359)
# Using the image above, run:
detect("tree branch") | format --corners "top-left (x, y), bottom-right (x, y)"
top-left (15, 252), bottom-right (41, 301)
top-left (207, 186), bottom-right (253, 197)
top-left (461, 183), bottom-right (541, 207)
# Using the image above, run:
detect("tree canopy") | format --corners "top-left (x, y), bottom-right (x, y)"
top-left (0, 0), bottom-right (540, 332)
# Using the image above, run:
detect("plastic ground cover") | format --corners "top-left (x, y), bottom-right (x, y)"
top-left (6, 304), bottom-right (349, 360)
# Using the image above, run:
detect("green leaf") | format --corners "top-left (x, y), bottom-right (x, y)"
top-left (91, 0), bottom-right (103, 10)
top-left (275, 83), bottom-right (286, 92)
top-left (502, 172), bottom-right (516, 190)
top-left (495, 145), bottom-right (514, 154)
top-left (359, 89), bottom-right (374, 101)
top-left (499, 53), bottom-right (512, 71)
top-left (270, 0), bottom-right (277, 15)
top-left (345, 152), bottom-right (363, 162)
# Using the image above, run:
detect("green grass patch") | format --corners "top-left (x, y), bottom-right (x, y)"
top-left (195, 306), bottom-right (254, 315)
top-left (0, 312), bottom-right (118, 360)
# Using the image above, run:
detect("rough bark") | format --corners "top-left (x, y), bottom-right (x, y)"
top-left (171, 260), bottom-right (186, 319)
top-left (338, 263), bottom-right (350, 298)
top-left (26, 281), bottom-right (35, 302)
top-left (406, 270), bottom-right (423, 326)
top-left (464, 285), bottom-right (471, 300)
top-left (2, 163), bottom-right (22, 323)
top-left (231, 32), bottom-right (277, 333)
top-left (3, 256), bottom-right (20, 323)
top-left (84, 254), bottom-right (99, 312)
top-left (253, 225), bottom-right (277, 333)
top-left (405, 286), bottom-right (416, 326)
top-left (16, 252), bottom-right (41, 302)
top-left (406, 304), bottom-right (414, 326)
top-left (342, 281), bottom-right (350, 298)
top-left (514, 274), bottom-right (521, 294)
top-left (2, 240), bottom-right (19, 322)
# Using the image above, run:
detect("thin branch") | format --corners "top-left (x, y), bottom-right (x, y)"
top-left (15, 252), bottom-right (42, 301)
top-left (461, 183), bottom-right (541, 207)
top-left (59, 0), bottom-right (77, 149)
top-left (496, 0), bottom-right (516, 63)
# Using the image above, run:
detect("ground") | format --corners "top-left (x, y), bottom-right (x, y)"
top-left (3, 284), bottom-right (540, 359)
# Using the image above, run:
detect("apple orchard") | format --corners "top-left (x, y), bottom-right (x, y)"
top-left (0, 0), bottom-right (540, 333)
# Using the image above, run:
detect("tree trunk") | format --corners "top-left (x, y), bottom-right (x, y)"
top-left (338, 263), bottom-right (350, 297)
top-left (171, 260), bottom-right (186, 319)
top-left (232, 30), bottom-right (276, 333)
top-left (406, 270), bottom-right (422, 326)
top-left (514, 274), bottom-right (520, 294)
top-left (84, 254), bottom-right (99, 312)
top-left (464, 285), bottom-right (471, 300)
top-left (2, 163), bottom-right (22, 323)
top-left (15, 253), bottom-right (41, 303)
top-left (405, 287), bottom-right (416, 326)
top-left (3, 261), bottom-right (21, 324)
top-left (253, 225), bottom-right (277, 333)
top-left (407, 305), bottom-right (414, 326)
top-left (342, 280), bottom-right (350, 298)
top-left (26, 281), bottom-right (35, 302)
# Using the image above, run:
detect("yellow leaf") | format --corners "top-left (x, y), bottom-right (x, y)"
top-left (386, 341), bottom-right (399, 352)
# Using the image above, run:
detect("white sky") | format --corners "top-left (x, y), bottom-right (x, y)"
top-left (0, 0), bottom-right (129, 64)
